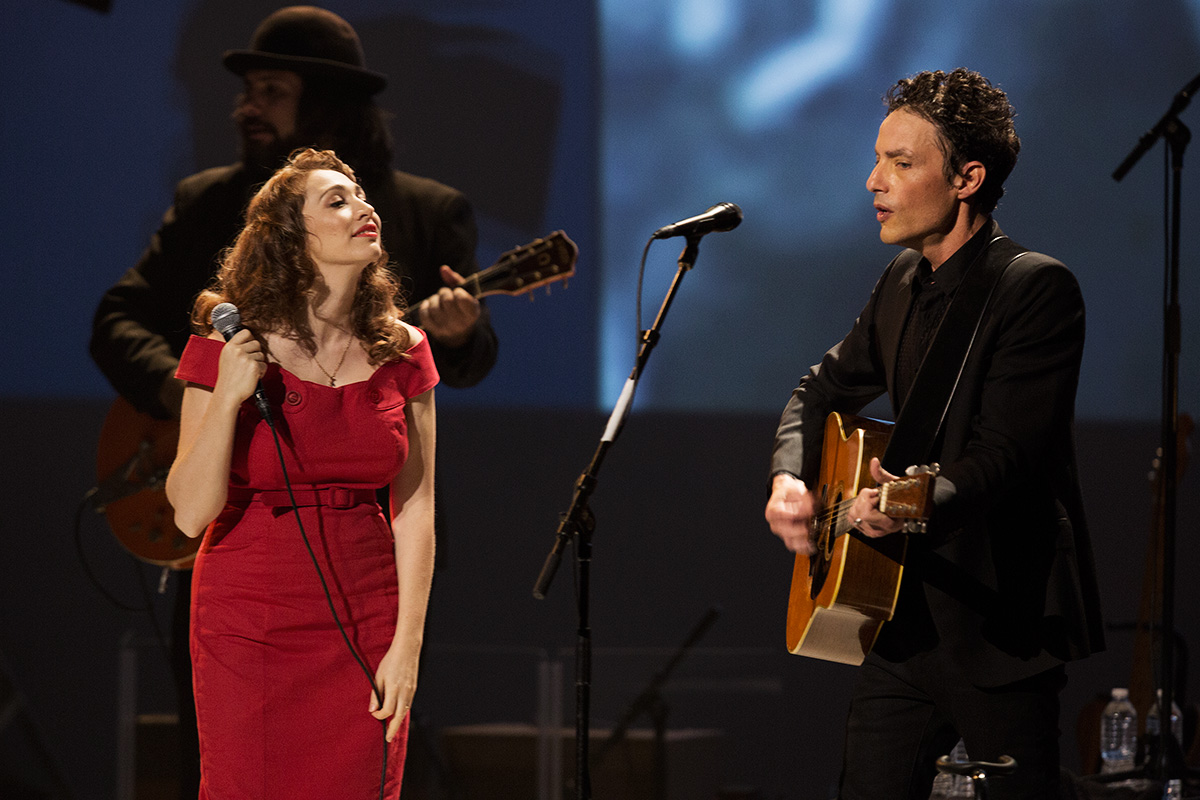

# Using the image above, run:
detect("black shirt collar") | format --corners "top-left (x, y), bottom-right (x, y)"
top-left (912, 217), bottom-right (999, 298)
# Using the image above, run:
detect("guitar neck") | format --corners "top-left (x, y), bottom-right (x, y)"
top-left (822, 472), bottom-right (935, 541)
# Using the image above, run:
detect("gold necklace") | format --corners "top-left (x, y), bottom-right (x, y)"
top-left (311, 334), bottom-right (355, 387)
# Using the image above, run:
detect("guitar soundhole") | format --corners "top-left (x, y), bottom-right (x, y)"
top-left (809, 490), bottom-right (837, 598)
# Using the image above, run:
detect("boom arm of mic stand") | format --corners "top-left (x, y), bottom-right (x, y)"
top-left (593, 605), bottom-right (722, 766)
top-left (1113, 71), bottom-right (1200, 181)
top-left (533, 460), bottom-right (602, 599)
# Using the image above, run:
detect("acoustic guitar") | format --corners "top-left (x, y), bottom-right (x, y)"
top-left (94, 230), bottom-right (579, 569)
top-left (785, 412), bottom-right (936, 665)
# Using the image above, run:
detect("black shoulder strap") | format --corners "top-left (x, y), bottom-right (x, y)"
top-left (882, 236), bottom-right (1028, 471)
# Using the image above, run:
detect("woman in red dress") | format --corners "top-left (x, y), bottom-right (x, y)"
top-left (166, 148), bottom-right (437, 799)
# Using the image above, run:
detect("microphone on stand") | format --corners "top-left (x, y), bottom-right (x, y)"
top-left (210, 302), bottom-right (273, 425)
top-left (652, 202), bottom-right (743, 239)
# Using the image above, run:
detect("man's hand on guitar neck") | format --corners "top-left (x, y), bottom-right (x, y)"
top-left (849, 457), bottom-right (905, 538)
top-left (417, 265), bottom-right (481, 348)
top-left (765, 472), bottom-right (818, 555)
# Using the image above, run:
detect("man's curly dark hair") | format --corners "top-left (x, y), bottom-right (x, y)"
top-left (886, 68), bottom-right (1020, 214)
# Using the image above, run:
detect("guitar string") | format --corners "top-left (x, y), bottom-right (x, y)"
top-left (814, 482), bottom-right (923, 532)
top-left (815, 498), bottom-right (857, 532)
top-left (817, 492), bottom-right (897, 528)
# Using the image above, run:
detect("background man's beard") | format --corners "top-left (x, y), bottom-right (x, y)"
top-left (239, 132), bottom-right (297, 171)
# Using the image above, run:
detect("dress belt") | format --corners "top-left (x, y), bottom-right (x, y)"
top-left (226, 486), bottom-right (381, 509)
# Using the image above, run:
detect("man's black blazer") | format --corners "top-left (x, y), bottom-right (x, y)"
top-left (771, 220), bottom-right (1105, 686)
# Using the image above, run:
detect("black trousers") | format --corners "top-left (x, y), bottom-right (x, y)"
top-left (839, 648), bottom-right (1066, 800)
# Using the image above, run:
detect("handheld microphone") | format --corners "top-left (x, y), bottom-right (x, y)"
top-left (652, 202), bottom-right (743, 239)
top-left (211, 302), bottom-right (273, 424)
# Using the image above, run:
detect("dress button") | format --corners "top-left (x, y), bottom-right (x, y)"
top-left (285, 390), bottom-right (302, 406)
top-left (367, 389), bottom-right (382, 404)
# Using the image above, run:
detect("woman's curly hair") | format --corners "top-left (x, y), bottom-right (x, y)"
top-left (192, 148), bottom-right (410, 364)
top-left (886, 68), bottom-right (1020, 214)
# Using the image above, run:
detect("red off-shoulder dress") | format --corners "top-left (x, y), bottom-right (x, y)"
top-left (175, 333), bottom-right (438, 799)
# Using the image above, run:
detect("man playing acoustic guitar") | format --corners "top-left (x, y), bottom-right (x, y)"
top-left (765, 68), bottom-right (1105, 799)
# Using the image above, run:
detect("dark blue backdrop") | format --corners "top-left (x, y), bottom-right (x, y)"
top-left (2, 0), bottom-right (1198, 420)
top-left (2, 4), bottom-right (1200, 798)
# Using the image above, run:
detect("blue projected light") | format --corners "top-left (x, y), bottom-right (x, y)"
top-left (2, 0), bottom-right (1199, 422)
top-left (670, 0), bottom-right (738, 54)
top-left (599, 0), bottom-right (1200, 420)
top-left (733, 0), bottom-right (879, 131)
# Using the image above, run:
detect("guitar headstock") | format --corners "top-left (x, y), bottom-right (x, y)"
top-left (879, 464), bottom-right (937, 534)
top-left (1149, 413), bottom-right (1194, 486)
top-left (467, 230), bottom-right (578, 298)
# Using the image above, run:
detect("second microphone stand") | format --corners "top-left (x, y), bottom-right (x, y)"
top-left (1088, 69), bottom-right (1197, 790)
top-left (533, 235), bottom-right (706, 800)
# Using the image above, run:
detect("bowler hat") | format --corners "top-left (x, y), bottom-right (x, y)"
top-left (222, 6), bottom-right (387, 95)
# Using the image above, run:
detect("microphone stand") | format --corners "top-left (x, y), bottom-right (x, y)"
top-left (533, 235), bottom-right (706, 800)
top-left (1089, 71), bottom-right (1196, 789)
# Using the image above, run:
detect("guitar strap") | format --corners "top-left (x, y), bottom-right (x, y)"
top-left (881, 235), bottom-right (1030, 471)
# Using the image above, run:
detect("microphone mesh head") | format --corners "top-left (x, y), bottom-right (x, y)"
top-left (716, 202), bottom-right (743, 232)
top-left (211, 302), bottom-right (242, 339)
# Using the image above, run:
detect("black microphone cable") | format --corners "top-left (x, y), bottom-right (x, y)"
top-left (211, 304), bottom-right (389, 799)
top-left (264, 411), bottom-right (390, 800)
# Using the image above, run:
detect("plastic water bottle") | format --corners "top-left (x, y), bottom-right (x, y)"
top-left (945, 739), bottom-right (973, 799)
top-left (931, 739), bottom-right (973, 799)
top-left (1100, 688), bottom-right (1138, 773)
top-left (1147, 688), bottom-right (1183, 748)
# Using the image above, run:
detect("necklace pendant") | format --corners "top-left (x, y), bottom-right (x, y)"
top-left (329, 377), bottom-right (336, 387)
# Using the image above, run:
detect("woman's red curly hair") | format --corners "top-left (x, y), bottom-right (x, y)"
top-left (192, 148), bottom-right (411, 364)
